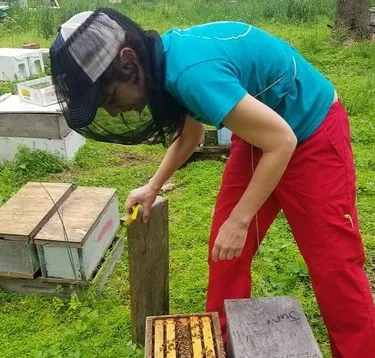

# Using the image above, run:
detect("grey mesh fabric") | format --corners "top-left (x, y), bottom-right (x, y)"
top-left (65, 13), bottom-right (126, 83)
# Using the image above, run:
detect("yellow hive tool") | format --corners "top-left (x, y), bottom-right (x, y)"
top-left (123, 204), bottom-right (141, 226)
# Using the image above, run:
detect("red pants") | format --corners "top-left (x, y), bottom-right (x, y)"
top-left (206, 101), bottom-right (375, 357)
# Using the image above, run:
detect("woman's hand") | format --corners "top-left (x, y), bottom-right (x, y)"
top-left (211, 215), bottom-right (251, 262)
top-left (125, 184), bottom-right (159, 223)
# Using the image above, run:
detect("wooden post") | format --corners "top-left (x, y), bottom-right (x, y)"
top-left (225, 296), bottom-right (322, 358)
top-left (127, 196), bottom-right (169, 345)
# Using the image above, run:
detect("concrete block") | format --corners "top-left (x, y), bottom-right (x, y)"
top-left (0, 95), bottom-right (70, 139)
top-left (0, 130), bottom-right (86, 163)
top-left (0, 48), bottom-right (44, 81)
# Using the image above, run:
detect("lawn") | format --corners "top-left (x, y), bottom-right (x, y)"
top-left (0, 1), bottom-right (375, 357)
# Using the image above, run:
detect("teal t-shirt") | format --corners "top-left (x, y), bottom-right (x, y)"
top-left (161, 22), bottom-right (335, 142)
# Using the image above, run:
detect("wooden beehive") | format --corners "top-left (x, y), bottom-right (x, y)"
top-left (0, 182), bottom-right (74, 278)
top-left (145, 313), bottom-right (226, 358)
top-left (225, 297), bottom-right (322, 358)
top-left (34, 187), bottom-right (120, 280)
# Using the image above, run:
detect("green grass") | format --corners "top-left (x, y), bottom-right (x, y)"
top-left (0, 0), bottom-right (336, 42)
top-left (0, 2), bottom-right (375, 357)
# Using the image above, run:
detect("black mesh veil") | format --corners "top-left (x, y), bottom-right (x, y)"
top-left (50, 8), bottom-right (186, 147)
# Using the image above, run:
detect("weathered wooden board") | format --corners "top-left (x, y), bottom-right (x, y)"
top-left (145, 312), bottom-right (226, 358)
top-left (225, 297), bottom-right (322, 358)
top-left (34, 187), bottom-right (117, 246)
top-left (93, 237), bottom-right (125, 294)
top-left (0, 239), bottom-right (39, 278)
top-left (35, 187), bottom-right (120, 280)
top-left (127, 196), bottom-right (169, 345)
top-left (0, 276), bottom-right (86, 296)
top-left (0, 182), bottom-right (74, 240)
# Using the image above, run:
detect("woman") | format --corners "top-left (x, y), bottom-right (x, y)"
top-left (50, 8), bottom-right (375, 357)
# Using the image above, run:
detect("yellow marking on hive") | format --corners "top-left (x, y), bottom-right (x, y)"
top-left (21, 89), bottom-right (31, 97)
top-left (202, 316), bottom-right (216, 358)
top-left (190, 316), bottom-right (203, 357)
top-left (166, 319), bottom-right (176, 358)
top-left (154, 319), bottom-right (164, 358)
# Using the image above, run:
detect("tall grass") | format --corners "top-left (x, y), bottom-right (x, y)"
top-left (1, 0), bottom-right (336, 40)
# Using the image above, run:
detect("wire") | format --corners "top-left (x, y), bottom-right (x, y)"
top-left (40, 183), bottom-right (78, 280)
top-left (251, 145), bottom-right (261, 250)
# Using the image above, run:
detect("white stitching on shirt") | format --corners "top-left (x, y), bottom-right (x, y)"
top-left (254, 56), bottom-right (297, 98)
top-left (171, 25), bottom-right (252, 41)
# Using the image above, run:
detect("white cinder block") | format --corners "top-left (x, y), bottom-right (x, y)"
top-left (0, 130), bottom-right (85, 163)
top-left (0, 48), bottom-right (44, 81)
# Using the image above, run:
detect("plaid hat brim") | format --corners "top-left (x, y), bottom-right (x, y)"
top-left (64, 80), bottom-right (100, 129)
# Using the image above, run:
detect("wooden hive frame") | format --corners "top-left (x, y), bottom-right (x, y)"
top-left (145, 312), bottom-right (226, 358)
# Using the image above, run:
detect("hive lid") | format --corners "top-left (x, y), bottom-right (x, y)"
top-left (0, 95), bottom-right (61, 114)
top-left (0, 182), bottom-right (74, 240)
top-left (34, 187), bottom-right (117, 247)
top-left (0, 48), bottom-right (42, 57)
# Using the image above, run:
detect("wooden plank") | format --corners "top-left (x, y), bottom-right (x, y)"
top-left (202, 316), bottom-right (216, 358)
top-left (37, 276), bottom-right (88, 285)
top-left (0, 277), bottom-right (79, 296)
top-left (0, 182), bottom-right (74, 239)
top-left (210, 312), bottom-right (225, 357)
top-left (92, 236), bottom-right (125, 293)
top-left (0, 239), bottom-right (39, 278)
top-left (154, 319), bottom-right (164, 358)
top-left (190, 316), bottom-right (203, 358)
top-left (145, 317), bottom-right (154, 358)
top-left (128, 196), bottom-right (169, 345)
top-left (225, 297), bottom-right (322, 358)
top-left (0, 271), bottom-right (36, 279)
top-left (34, 187), bottom-right (117, 246)
top-left (166, 319), bottom-right (176, 358)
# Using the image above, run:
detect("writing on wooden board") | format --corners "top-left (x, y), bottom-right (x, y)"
top-left (249, 310), bottom-right (301, 335)
top-left (225, 297), bottom-right (323, 358)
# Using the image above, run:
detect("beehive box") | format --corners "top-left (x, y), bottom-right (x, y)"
top-left (145, 313), bottom-right (226, 358)
top-left (0, 182), bottom-right (74, 278)
top-left (0, 48), bottom-right (44, 81)
top-left (225, 297), bottom-right (322, 358)
top-left (34, 187), bottom-right (120, 280)
top-left (17, 76), bottom-right (57, 107)
top-left (0, 95), bottom-right (85, 164)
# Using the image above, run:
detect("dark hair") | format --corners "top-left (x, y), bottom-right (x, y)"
top-left (72, 8), bottom-right (187, 146)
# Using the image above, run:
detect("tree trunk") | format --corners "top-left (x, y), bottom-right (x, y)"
top-left (335, 0), bottom-right (371, 39)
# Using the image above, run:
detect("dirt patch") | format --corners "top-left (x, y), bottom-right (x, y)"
top-left (119, 153), bottom-right (147, 165)
top-left (47, 169), bottom-right (80, 182)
